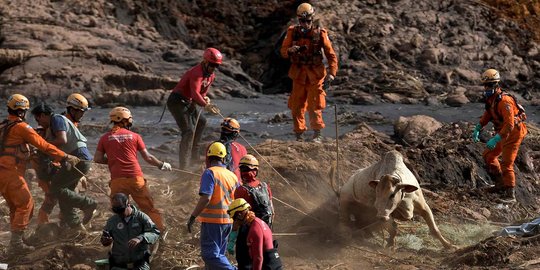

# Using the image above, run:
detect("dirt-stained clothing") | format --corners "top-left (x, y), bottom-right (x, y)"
top-left (104, 206), bottom-right (160, 269)
top-left (168, 63), bottom-right (214, 169)
top-left (97, 127), bottom-right (166, 231)
top-left (280, 25), bottom-right (338, 133)
top-left (0, 115), bottom-right (65, 231)
top-left (479, 89), bottom-right (527, 188)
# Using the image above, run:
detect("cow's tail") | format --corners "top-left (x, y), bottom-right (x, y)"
top-left (329, 162), bottom-right (340, 198)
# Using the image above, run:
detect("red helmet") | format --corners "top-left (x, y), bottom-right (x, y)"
top-left (203, 48), bottom-right (223, 65)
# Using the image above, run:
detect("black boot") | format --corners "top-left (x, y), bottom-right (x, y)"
top-left (295, 132), bottom-right (304, 142)
top-left (484, 173), bottom-right (504, 194)
top-left (312, 130), bottom-right (322, 143)
top-left (9, 230), bottom-right (35, 256)
top-left (498, 187), bottom-right (517, 203)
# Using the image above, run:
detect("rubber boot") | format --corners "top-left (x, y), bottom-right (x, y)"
top-left (312, 130), bottom-right (322, 143)
top-left (9, 231), bottom-right (35, 256)
top-left (498, 187), bottom-right (517, 203)
top-left (484, 173), bottom-right (504, 194)
top-left (295, 132), bottom-right (304, 142)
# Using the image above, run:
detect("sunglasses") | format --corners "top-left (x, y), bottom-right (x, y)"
top-left (299, 19), bottom-right (312, 23)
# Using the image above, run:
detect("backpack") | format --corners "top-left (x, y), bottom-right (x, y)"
top-left (242, 182), bottom-right (273, 226)
top-left (485, 91), bottom-right (527, 124)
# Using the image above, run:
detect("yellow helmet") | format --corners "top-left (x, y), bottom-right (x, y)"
top-left (221, 117), bottom-right (240, 133)
top-left (67, 93), bottom-right (90, 111)
top-left (239, 154), bottom-right (259, 169)
top-left (481, 69), bottom-right (500, 84)
top-left (297, 3), bottom-right (314, 19)
top-left (7, 94), bottom-right (30, 110)
top-left (109, 107), bottom-right (133, 123)
top-left (228, 198), bottom-right (250, 218)
top-left (207, 142), bottom-right (227, 158)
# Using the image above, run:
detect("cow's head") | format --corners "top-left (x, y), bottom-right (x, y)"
top-left (369, 174), bottom-right (418, 221)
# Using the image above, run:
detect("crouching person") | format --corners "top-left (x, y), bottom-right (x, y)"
top-left (228, 199), bottom-right (283, 270)
top-left (101, 193), bottom-right (160, 270)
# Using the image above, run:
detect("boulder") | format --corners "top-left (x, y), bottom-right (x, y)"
top-left (394, 115), bottom-right (442, 145)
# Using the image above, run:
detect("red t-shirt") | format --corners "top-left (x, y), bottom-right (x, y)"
top-left (171, 63), bottom-right (215, 106)
top-left (233, 179), bottom-right (273, 208)
top-left (97, 128), bottom-right (145, 178)
top-left (247, 217), bottom-right (274, 270)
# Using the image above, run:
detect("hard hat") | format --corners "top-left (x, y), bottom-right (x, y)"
top-left (7, 94), bottom-right (30, 110)
top-left (228, 198), bottom-right (251, 218)
top-left (239, 154), bottom-right (259, 169)
top-left (297, 3), bottom-right (315, 19)
top-left (221, 117), bottom-right (240, 133)
top-left (207, 141), bottom-right (227, 158)
top-left (481, 69), bottom-right (500, 84)
top-left (203, 48), bottom-right (223, 65)
top-left (109, 107), bottom-right (133, 123)
top-left (66, 93), bottom-right (90, 111)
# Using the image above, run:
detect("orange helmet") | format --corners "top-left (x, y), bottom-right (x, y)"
top-left (66, 93), bottom-right (90, 111)
top-left (203, 48), bottom-right (223, 65)
top-left (221, 118), bottom-right (240, 133)
top-left (109, 107), bottom-right (133, 123)
top-left (297, 3), bottom-right (315, 19)
top-left (239, 154), bottom-right (259, 170)
top-left (7, 94), bottom-right (30, 110)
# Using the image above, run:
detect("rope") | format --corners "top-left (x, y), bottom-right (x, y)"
top-left (216, 111), bottom-right (310, 209)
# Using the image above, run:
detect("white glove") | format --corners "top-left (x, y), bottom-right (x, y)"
top-left (204, 96), bottom-right (211, 104)
top-left (327, 74), bottom-right (335, 82)
top-left (160, 162), bottom-right (172, 171)
top-left (204, 104), bottom-right (220, 115)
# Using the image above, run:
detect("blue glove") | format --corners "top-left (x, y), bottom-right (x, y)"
top-left (486, 134), bottom-right (501, 149)
top-left (227, 230), bottom-right (238, 255)
top-left (472, 124), bottom-right (482, 143)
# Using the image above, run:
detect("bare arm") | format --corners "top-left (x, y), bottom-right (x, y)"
top-left (94, 150), bottom-right (107, 164)
top-left (50, 130), bottom-right (68, 146)
top-left (140, 148), bottom-right (163, 167)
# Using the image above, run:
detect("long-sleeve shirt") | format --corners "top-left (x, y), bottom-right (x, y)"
top-left (247, 218), bottom-right (274, 270)
top-left (479, 91), bottom-right (523, 140)
top-left (171, 63), bottom-right (214, 106)
top-left (104, 206), bottom-right (160, 264)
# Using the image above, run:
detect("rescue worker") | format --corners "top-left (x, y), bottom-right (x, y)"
top-left (94, 107), bottom-right (172, 232)
top-left (472, 69), bottom-right (527, 203)
top-left (228, 155), bottom-right (275, 267)
top-left (281, 3), bottom-right (338, 143)
top-left (37, 93), bottom-right (89, 225)
top-left (167, 47), bottom-right (222, 170)
top-left (63, 93), bottom-right (90, 127)
top-left (228, 199), bottom-right (283, 270)
top-left (31, 103), bottom-right (97, 233)
top-left (101, 193), bottom-right (160, 270)
top-left (206, 118), bottom-right (247, 181)
top-left (187, 141), bottom-right (238, 269)
top-left (1, 94), bottom-right (79, 254)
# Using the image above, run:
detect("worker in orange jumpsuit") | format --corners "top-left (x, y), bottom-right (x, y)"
top-left (37, 93), bottom-right (91, 224)
top-left (0, 94), bottom-right (79, 255)
top-left (281, 3), bottom-right (338, 143)
top-left (94, 107), bottom-right (172, 232)
top-left (472, 69), bottom-right (527, 203)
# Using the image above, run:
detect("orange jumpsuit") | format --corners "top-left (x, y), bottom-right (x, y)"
top-left (0, 115), bottom-right (65, 232)
top-left (281, 25), bottom-right (338, 134)
top-left (479, 89), bottom-right (527, 188)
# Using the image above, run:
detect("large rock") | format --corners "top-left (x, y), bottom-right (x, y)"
top-left (394, 115), bottom-right (443, 145)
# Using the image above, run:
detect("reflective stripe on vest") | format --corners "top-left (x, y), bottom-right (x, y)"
top-left (199, 166), bottom-right (238, 224)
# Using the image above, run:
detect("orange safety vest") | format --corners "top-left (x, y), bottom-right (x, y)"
top-left (290, 25), bottom-right (324, 66)
top-left (199, 166), bottom-right (238, 224)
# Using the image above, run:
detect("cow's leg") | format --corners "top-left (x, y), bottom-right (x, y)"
top-left (414, 199), bottom-right (457, 250)
top-left (385, 218), bottom-right (398, 250)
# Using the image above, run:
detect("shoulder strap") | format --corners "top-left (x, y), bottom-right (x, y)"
top-left (0, 120), bottom-right (21, 152)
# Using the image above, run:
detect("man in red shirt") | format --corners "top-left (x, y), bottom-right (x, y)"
top-left (228, 198), bottom-right (282, 270)
top-left (167, 48), bottom-right (222, 170)
top-left (206, 118), bottom-right (247, 181)
top-left (94, 107), bottom-right (172, 232)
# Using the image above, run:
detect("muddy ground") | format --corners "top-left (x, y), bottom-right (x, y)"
top-left (1, 96), bottom-right (540, 269)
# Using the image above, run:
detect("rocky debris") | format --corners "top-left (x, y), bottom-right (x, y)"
top-left (394, 115), bottom-right (443, 146)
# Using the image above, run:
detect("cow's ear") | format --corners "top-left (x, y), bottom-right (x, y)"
top-left (398, 184), bottom-right (418, 193)
top-left (369, 180), bottom-right (380, 189)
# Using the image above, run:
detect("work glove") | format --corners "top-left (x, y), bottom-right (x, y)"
top-left (159, 161), bottom-right (172, 171)
top-left (204, 96), bottom-right (211, 104)
top-left (63, 154), bottom-right (81, 171)
top-left (227, 230), bottom-right (238, 255)
top-left (486, 134), bottom-right (501, 150)
top-left (187, 215), bottom-right (196, 233)
top-left (204, 104), bottom-right (220, 115)
top-left (100, 230), bottom-right (113, 246)
top-left (472, 124), bottom-right (482, 143)
top-left (327, 74), bottom-right (335, 82)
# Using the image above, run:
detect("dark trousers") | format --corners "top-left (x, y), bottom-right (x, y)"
top-left (49, 160), bottom-right (95, 227)
top-left (167, 92), bottom-right (207, 169)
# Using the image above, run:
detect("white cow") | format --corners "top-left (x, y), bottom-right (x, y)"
top-left (339, 150), bottom-right (456, 249)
